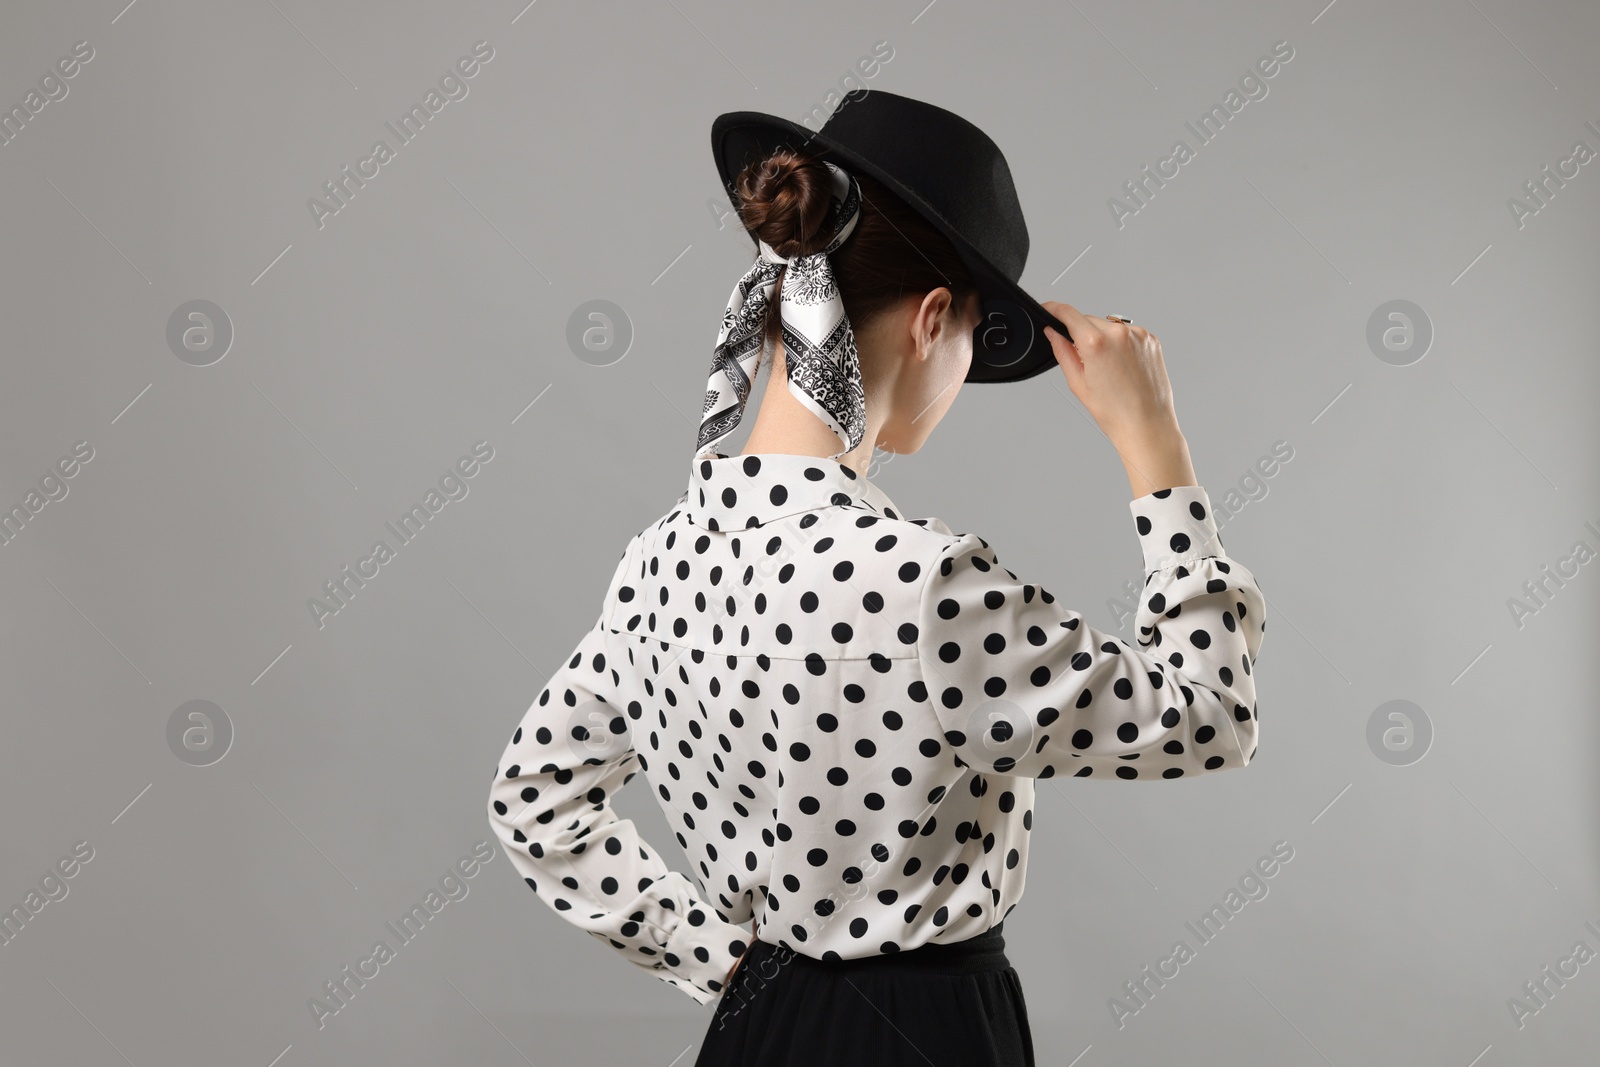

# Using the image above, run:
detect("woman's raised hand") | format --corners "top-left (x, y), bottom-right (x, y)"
top-left (1040, 302), bottom-right (1196, 497)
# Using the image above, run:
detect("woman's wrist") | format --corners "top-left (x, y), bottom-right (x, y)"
top-left (1117, 423), bottom-right (1195, 499)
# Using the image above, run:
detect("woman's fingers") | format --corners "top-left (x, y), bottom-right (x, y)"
top-left (1038, 301), bottom-right (1177, 444)
top-left (1041, 301), bottom-right (1095, 398)
top-left (1042, 301), bottom-right (1100, 345)
top-left (1043, 325), bottom-right (1084, 394)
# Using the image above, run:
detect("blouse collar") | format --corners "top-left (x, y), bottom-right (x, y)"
top-left (682, 451), bottom-right (904, 530)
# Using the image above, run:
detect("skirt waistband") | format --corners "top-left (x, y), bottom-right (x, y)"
top-left (748, 920), bottom-right (1010, 976)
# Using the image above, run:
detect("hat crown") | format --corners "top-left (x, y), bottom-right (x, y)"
top-left (810, 91), bottom-right (1028, 281)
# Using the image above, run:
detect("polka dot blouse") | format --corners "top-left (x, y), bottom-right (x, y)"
top-left (487, 451), bottom-right (1266, 1006)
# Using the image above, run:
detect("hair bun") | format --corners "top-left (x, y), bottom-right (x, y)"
top-left (734, 148), bottom-right (836, 260)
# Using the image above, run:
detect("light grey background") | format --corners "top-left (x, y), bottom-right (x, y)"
top-left (2, 0), bottom-right (1597, 1064)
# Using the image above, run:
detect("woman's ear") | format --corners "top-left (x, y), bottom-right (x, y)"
top-left (914, 288), bottom-right (956, 356)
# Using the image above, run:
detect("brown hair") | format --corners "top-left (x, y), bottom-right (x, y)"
top-left (731, 146), bottom-right (977, 372)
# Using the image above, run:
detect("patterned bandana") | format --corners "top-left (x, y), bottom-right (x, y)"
top-left (696, 161), bottom-right (865, 461)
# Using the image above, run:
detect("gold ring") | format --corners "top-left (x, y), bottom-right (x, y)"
top-left (1105, 315), bottom-right (1131, 324)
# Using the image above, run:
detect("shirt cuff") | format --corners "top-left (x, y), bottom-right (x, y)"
top-left (1129, 485), bottom-right (1224, 572)
top-left (658, 893), bottom-right (753, 1006)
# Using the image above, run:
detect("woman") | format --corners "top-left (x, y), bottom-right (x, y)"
top-left (486, 93), bottom-right (1266, 1066)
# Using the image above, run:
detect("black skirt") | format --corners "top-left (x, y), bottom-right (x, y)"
top-left (694, 921), bottom-right (1034, 1067)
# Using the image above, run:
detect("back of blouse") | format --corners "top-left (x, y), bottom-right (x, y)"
top-left (487, 451), bottom-right (1266, 1005)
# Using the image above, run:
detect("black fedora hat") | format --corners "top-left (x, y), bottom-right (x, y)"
top-left (711, 89), bottom-right (1070, 385)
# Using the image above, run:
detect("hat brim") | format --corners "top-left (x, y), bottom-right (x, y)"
top-left (711, 108), bottom-right (1070, 386)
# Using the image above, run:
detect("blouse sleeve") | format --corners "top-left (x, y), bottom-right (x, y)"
top-left (485, 534), bottom-right (752, 1005)
top-left (913, 485), bottom-right (1265, 780)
